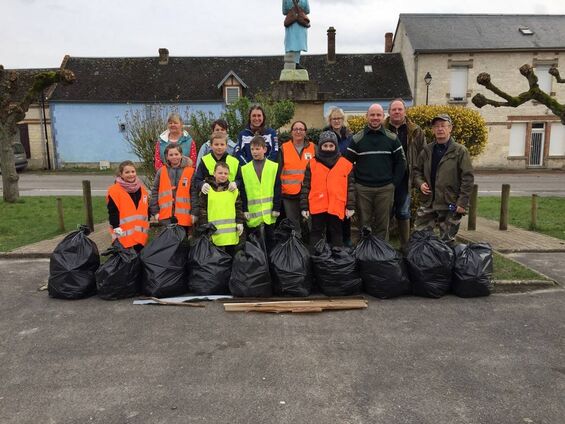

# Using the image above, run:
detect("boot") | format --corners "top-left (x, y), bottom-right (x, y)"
top-left (398, 219), bottom-right (411, 255)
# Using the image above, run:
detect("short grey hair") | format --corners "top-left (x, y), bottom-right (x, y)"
top-left (167, 112), bottom-right (183, 124)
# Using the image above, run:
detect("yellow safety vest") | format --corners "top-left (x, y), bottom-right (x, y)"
top-left (207, 188), bottom-right (239, 246)
top-left (202, 154), bottom-right (239, 182)
top-left (241, 160), bottom-right (278, 228)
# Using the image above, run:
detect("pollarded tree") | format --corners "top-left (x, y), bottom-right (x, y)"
top-left (0, 66), bottom-right (75, 202)
top-left (472, 64), bottom-right (565, 124)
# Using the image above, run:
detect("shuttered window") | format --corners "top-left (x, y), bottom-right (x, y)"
top-left (450, 67), bottom-right (468, 101)
top-left (549, 123), bottom-right (565, 156)
top-left (225, 87), bottom-right (240, 105)
top-left (508, 123), bottom-right (526, 157)
top-left (535, 65), bottom-right (552, 93)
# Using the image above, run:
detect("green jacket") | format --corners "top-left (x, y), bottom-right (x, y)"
top-left (384, 116), bottom-right (426, 187)
top-left (413, 137), bottom-right (474, 210)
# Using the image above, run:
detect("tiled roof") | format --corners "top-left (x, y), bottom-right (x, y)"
top-left (396, 14), bottom-right (565, 52)
top-left (49, 54), bottom-right (411, 102)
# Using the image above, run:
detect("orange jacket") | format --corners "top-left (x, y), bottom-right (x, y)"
top-left (158, 166), bottom-right (194, 226)
top-left (106, 184), bottom-right (149, 247)
top-left (281, 141), bottom-right (315, 195)
top-left (308, 157), bottom-right (353, 219)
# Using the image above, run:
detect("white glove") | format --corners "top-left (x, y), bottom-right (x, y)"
top-left (228, 181), bottom-right (238, 192)
top-left (201, 183), bottom-right (211, 194)
top-left (236, 224), bottom-right (244, 236)
top-left (301, 210), bottom-right (310, 220)
top-left (271, 211), bottom-right (280, 218)
top-left (113, 227), bottom-right (125, 237)
top-left (153, 213), bottom-right (159, 221)
top-left (191, 214), bottom-right (198, 224)
top-left (345, 209), bottom-right (355, 219)
top-left (244, 212), bottom-right (250, 221)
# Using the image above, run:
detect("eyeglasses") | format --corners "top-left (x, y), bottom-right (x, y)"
top-left (292, 128), bottom-right (306, 132)
top-left (432, 124), bottom-right (451, 129)
top-left (331, 117), bottom-right (344, 121)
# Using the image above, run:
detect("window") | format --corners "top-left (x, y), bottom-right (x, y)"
top-left (225, 87), bottom-right (240, 105)
top-left (508, 123), bottom-right (527, 156)
top-left (549, 123), bottom-right (565, 156)
top-left (449, 67), bottom-right (468, 101)
top-left (535, 65), bottom-right (552, 93)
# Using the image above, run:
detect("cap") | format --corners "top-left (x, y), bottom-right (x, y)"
top-left (431, 114), bottom-right (452, 125)
top-left (318, 130), bottom-right (338, 148)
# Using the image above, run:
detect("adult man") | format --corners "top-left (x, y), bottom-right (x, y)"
top-left (413, 114), bottom-right (474, 245)
top-left (346, 104), bottom-right (406, 240)
top-left (385, 99), bottom-right (426, 252)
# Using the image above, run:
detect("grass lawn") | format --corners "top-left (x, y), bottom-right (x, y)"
top-left (0, 196), bottom-right (107, 252)
top-left (477, 196), bottom-right (565, 241)
top-left (492, 252), bottom-right (548, 281)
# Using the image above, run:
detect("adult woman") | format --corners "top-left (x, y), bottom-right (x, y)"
top-left (235, 106), bottom-right (278, 165)
top-left (195, 119), bottom-right (237, 168)
top-left (154, 113), bottom-right (197, 170)
top-left (282, 0), bottom-right (310, 69)
top-left (279, 120), bottom-right (315, 237)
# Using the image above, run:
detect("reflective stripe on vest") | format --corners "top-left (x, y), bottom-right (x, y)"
top-left (158, 166), bottom-right (194, 226)
top-left (241, 159), bottom-right (278, 227)
top-left (281, 142), bottom-right (315, 195)
top-left (106, 183), bottom-right (149, 248)
top-left (308, 157), bottom-right (353, 220)
top-left (207, 188), bottom-right (239, 246)
top-left (202, 154), bottom-right (239, 182)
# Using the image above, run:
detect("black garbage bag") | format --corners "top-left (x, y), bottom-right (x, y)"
top-left (95, 240), bottom-right (141, 300)
top-left (139, 224), bottom-right (188, 298)
top-left (452, 243), bottom-right (493, 297)
top-left (311, 239), bottom-right (362, 296)
top-left (188, 223), bottom-right (232, 295)
top-left (229, 226), bottom-right (272, 297)
top-left (353, 227), bottom-right (411, 299)
top-left (48, 225), bottom-right (99, 299)
top-left (269, 219), bottom-right (312, 296)
top-left (405, 230), bottom-right (454, 298)
top-left (273, 217), bottom-right (298, 243)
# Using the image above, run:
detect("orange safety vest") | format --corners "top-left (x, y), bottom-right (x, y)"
top-left (308, 157), bottom-right (353, 220)
top-left (158, 166), bottom-right (194, 226)
top-left (106, 184), bottom-right (149, 248)
top-left (281, 141), bottom-right (315, 195)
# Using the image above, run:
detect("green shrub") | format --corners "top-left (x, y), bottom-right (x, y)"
top-left (347, 115), bottom-right (366, 134)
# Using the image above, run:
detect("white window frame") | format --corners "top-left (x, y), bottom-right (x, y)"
top-left (449, 67), bottom-right (468, 102)
top-left (535, 65), bottom-right (552, 94)
top-left (508, 123), bottom-right (527, 157)
top-left (225, 86), bottom-right (241, 105)
top-left (549, 123), bottom-right (565, 156)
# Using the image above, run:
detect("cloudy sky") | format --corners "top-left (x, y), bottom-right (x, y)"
top-left (2, 0), bottom-right (565, 69)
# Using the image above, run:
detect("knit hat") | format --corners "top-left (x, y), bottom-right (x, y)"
top-left (318, 130), bottom-right (338, 149)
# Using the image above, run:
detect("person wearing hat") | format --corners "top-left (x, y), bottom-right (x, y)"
top-left (300, 131), bottom-right (355, 248)
top-left (413, 114), bottom-right (474, 246)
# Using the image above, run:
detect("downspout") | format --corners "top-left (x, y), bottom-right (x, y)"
top-left (413, 52), bottom-right (419, 106)
top-left (40, 90), bottom-right (52, 170)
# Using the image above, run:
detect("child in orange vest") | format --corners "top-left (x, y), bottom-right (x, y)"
top-left (149, 143), bottom-right (196, 234)
top-left (106, 161), bottom-right (149, 252)
top-left (300, 131), bottom-right (355, 248)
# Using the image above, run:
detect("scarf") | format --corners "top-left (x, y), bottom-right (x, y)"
top-left (116, 176), bottom-right (142, 194)
top-left (316, 149), bottom-right (340, 169)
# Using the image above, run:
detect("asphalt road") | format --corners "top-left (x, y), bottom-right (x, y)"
top-left (4, 171), bottom-right (564, 197)
top-left (1, 259), bottom-right (564, 424)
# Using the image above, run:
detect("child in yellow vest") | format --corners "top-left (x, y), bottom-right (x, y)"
top-left (149, 143), bottom-right (195, 234)
top-left (196, 161), bottom-right (245, 255)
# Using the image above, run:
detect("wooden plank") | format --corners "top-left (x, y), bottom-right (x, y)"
top-left (143, 297), bottom-right (206, 307)
top-left (224, 299), bottom-right (368, 314)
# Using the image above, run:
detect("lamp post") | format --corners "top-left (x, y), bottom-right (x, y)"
top-left (424, 72), bottom-right (432, 105)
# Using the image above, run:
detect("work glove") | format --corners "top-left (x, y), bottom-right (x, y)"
top-left (153, 213), bottom-right (159, 221)
top-left (244, 212), bottom-right (251, 221)
top-left (191, 215), bottom-right (198, 224)
top-left (271, 211), bottom-right (281, 218)
top-left (228, 182), bottom-right (238, 192)
top-left (113, 227), bottom-right (125, 239)
top-left (301, 210), bottom-right (310, 220)
top-left (201, 183), bottom-right (211, 194)
top-left (236, 224), bottom-right (244, 236)
top-left (345, 209), bottom-right (355, 219)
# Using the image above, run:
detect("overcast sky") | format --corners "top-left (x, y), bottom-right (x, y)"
top-left (2, 0), bottom-right (565, 69)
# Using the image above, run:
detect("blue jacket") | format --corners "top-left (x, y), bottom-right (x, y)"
top-left (235, 126), bottom-right (279, 165)
top-left (156, 130), bottom-right (194, 168)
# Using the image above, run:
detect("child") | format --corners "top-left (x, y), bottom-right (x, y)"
top-left (106, 161), bottom-right (149, 252)
top-left (240, 135), bottom-right (281, 251)
top-left (195, 161), bottom-right (245, 255)
top-left (195, 119), bottom-right (237, 168)
top-left (300, 131), bottom-right (355, 248)
top-left (149, 143), bottom-right (196, 233)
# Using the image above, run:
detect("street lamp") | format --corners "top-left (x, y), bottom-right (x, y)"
top-left (424, 72), bottom-right (432, 105)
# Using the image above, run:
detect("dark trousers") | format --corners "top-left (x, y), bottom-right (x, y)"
top-left (310, 212), bottom-right (344, 248)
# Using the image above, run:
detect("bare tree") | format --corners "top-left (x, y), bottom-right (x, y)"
top-left (472, 64), bottom-right (565, 124)
top-left (0, 66), bottom-right (75, 202)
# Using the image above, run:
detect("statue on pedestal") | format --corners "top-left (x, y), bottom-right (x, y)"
top-left (282, 0), bottom-right (310, 70)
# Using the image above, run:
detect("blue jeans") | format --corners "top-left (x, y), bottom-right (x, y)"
top-left (393, 182), bottom-right (411, 220)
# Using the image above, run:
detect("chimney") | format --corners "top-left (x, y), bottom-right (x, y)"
top-left (158, 48), bottom-right (169, 65)
top-left (327, 27), bottom-right (336, 64)
top-left (384, 32), bottom-right (393, 53)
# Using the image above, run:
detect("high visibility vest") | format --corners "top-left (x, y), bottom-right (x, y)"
top-left (241, 159), bottom-right (278, 228)
top-left (106, 184), bottom-right (149, 248)
top-left (158, 165), bottom-right (194, 226)
top-left (202, 153), bottom-right (239, 182)
top-left (308, 157), bottom-right (352, 220)
top-left (207, 188), bottom-right (239, 246)
top-left (281, 141), bottom-right (315, 195)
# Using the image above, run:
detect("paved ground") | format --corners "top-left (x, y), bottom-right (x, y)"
top-left (506, 252), bottom-right (565, 285)
top-left (1, 258), bottom-right (564, 424)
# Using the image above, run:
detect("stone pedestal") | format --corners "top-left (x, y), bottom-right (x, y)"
top-left (279, 69), bottom-right (310, 81)
top-left (271, 79), bottom-right (319, 101)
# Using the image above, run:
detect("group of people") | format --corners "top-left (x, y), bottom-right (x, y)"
top-left (106, 100), bottom-right (474, 256)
